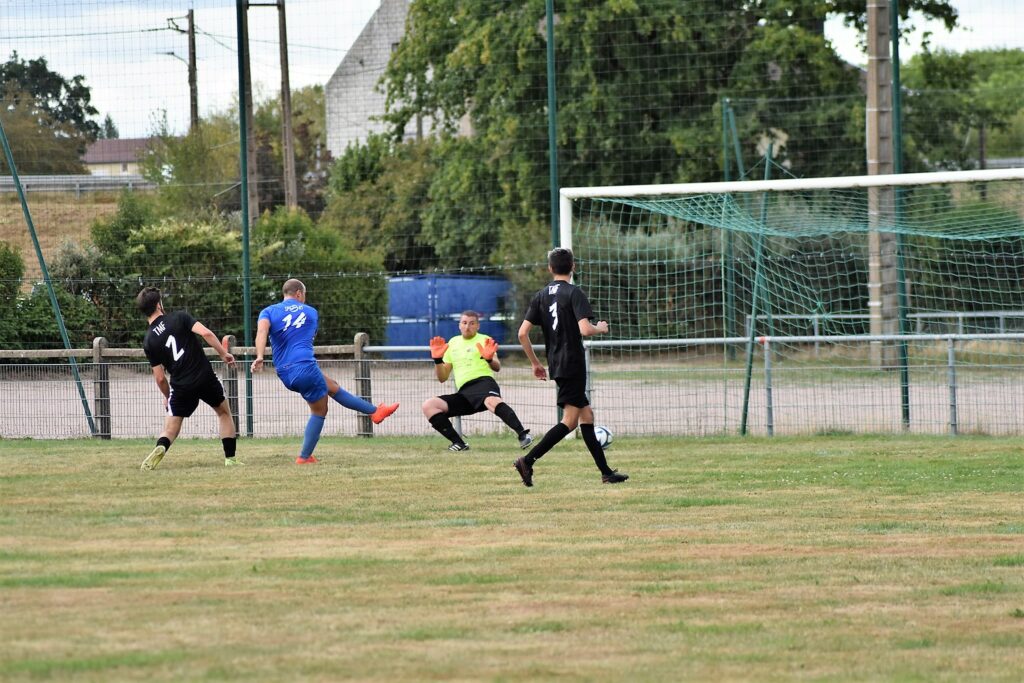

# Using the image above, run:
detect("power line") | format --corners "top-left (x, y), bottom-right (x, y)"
top-left (198, 30), bottom-right (345, 53)
top-left (0, 27), bottom-right (170, 40)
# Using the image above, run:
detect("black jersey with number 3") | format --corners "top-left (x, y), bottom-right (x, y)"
top-left (524, 280), bottom-right (595, 379)
top-left (142, 310), bottom-right (213, 387)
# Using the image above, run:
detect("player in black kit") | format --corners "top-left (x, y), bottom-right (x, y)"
top-left (137, 287), bottom-right (241, 470)
top-left (514, 248), bottom-right (628, 487)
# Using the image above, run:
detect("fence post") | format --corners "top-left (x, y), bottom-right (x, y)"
top-left (223, 334), bottom-right (240, 436)
top-left (763, 337), bottom-right (774, 436)
top-left (354, 332), bottom-right (373, 437)
top-left (812, 315), bottom-right (820, 357)
top-left (92, 336), bottom-right (111, 439)
top-left (947, 337), bottom-right (958, 436)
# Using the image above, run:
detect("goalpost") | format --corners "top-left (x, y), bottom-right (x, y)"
top-left (559, 168), bottom-right (1024, 436)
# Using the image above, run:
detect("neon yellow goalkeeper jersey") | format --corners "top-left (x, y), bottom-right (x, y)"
top-left (443, 333), bottom-right (494, 389)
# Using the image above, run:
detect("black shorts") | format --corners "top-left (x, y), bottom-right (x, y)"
top-left (555, 375), bottom-right (589, 409)
top-left (168, 373), bottom-right (226, 418)
top-left (440, 377), bottom-right (502, 417)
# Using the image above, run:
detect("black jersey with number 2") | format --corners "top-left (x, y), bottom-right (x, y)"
top-left (524, 280), bottom-right (595, 379)
top-left (142, 310), bottom-right (213, 388)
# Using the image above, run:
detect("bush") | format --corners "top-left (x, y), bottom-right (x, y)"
top-left (0, 241), bottom-right (25, 346)
top-left (253, 207), bottom-right (387, 344)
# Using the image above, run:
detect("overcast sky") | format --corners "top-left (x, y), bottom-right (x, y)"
top-left (2, 1), bottom-right (1022, 140)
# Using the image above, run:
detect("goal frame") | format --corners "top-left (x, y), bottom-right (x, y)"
top-left (559, 167), bottom-right (1024, 251)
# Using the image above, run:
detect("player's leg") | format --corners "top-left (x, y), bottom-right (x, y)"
top-left (324, 372), bottom-right (399, 424)
top-left (288, 363), bottom-right (330, 464)
top-left (297, 395), bottom-right (329, 464)
top-left (212, 400), bottom-right (242, 466)
top-left (197, 375), bottom-right (241, 466)
top-left (423, 395), bottom-right (469, 451)
top-left (142, 415), bottom-right (183, 470)
top-left (577, 406), bottom-right (625, 482)
top-left (483, 396), bottom-right (532, 449)
top-left (514, 377), bottom-right (587, 487)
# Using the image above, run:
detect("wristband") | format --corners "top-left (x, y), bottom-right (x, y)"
top-left (433, 358), bottom-right (443, 365)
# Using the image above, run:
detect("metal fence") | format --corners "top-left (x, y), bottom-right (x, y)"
top-left (3, 333), bottom-right (1024, 441)
top-left (0, 175), bottom-right (155, 196)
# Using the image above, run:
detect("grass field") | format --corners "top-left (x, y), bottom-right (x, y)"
top-left (2, 434), bottom-right (1023, 681)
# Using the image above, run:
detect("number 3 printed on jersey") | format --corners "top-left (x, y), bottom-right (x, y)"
top-left (548, 302), bottom-right (559, 330)
top-left (281, 312), bottom-right (307, 331)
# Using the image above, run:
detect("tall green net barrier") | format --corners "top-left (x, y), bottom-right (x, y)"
top-left (562, 168), bottom-right (1024, 435)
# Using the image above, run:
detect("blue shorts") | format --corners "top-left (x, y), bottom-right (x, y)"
top-left (277, 362), bottom-right (328, 403)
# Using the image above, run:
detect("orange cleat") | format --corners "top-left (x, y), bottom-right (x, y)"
top-left (295, 455), bottom-right (318, 464)
top-left (370, 402), bottom-right (399, 425)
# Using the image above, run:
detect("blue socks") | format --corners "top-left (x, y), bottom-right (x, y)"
top-left (300, 414), bottom-right (326, 458)
top-left (331, 388), bottom-right (375, 414)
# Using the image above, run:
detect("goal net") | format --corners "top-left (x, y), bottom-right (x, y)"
top-left (560, 168), bottom-right (1024, 436)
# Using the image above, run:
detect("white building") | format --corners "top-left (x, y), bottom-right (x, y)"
top-left (325, 0), bottom-right (420, 157)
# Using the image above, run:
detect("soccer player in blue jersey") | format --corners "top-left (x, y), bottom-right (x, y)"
top-left (251, 278), bottom-right (399, 464)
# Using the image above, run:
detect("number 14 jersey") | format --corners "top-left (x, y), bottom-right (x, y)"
top-left (258, 300), bottom-right (319, 369)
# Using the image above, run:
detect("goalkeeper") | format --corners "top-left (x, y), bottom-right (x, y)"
top-left (421, 310), bottom-right (533, 452)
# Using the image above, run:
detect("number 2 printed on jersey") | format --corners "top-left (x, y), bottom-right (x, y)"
top-left (164, 335), bottom-right (184, 361)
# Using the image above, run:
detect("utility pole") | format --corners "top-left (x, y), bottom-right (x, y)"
top-left (240, 4), bottom-right (260, 224)
top-left (866, 0), bottom-right (898, 369)
top-left (166, 13), bottom-right (199, 132)
top-left (187, 9), bottom-right (199, 132)
top-left (277, 0), bottom-right (297, 208)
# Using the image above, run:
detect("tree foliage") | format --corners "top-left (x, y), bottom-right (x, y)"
top-left (326, 0), bottom-right (957, 274)
top-left (0, 51), bottom-right (100, 140)
top-left (0, 51), bottom-right (101, 173)
top-left (47, 194), bottom-right (387, 347)
top-left (902, 49), bottom-right (1024, 170)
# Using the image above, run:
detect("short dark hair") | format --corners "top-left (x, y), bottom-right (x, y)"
top-left (548, 247), bottom-right (574, 275)
top-left (136, 287), bottom-right (162, 316)
top-left (460, 310), bottom-right (481, 321)
top-left (282, 278), bottom-right (305, 297)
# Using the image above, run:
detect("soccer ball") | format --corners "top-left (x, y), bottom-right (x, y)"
top-left (593, 425), bottom-right (613, 449)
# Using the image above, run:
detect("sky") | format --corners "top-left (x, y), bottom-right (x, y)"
top-left (2, 1), bottom-right (1023, 140)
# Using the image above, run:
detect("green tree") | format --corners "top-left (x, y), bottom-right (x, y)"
top-left (99, 114), bottom-right (119, 139)
top-left (902, 49), bottom-right (1024, 170)
top-left (0, 89), bottom-right (87, 174)
top-left (322, 135), bottom-right (439, 271)
top-left (0, 51), bottom-right (100, 143)
top-left (140, 112), bottom-right (239, 218)
top-left (362, 0), bottom-right (961, 273)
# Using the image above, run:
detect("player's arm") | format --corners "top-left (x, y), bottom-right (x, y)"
top-left (252, 318), bottom-right (271, 372)
top-left (150, 364), bottom-right (170, 400)
top-left (518, 320), bottom-right (547, 380)
top-left (578, 317), bottom-right (609, 336)
top-left (429, 336), bottom-right (452, 382)
top-left (476, 337), bottom-right (500, 372)
top-left (573, 288), bottom-right (608, 336)
top-left (192, 321), bottom-right (236, 368)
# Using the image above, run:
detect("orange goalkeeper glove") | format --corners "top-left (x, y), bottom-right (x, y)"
top-left (476, 337), bottom-right (498, 361)
top-left (429, 336), bottom-right (448, 362)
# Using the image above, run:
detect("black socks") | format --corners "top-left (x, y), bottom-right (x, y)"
top-left (156, 436), bottom-right (171, 451)
top-left (525, 422), bottom-right (571, 464)
top-left (579, 423), bottom-right (613, 475)
top-left (429, 413), bottom-right (466, 446)
top-left (494, 402), bottom-right (527, 437)
top-left (222, 437), bottom-right (237, 458)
